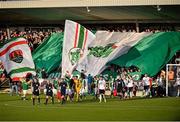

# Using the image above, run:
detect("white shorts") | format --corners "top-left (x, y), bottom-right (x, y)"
top-left (44, 89), bottom-right (47, 95)
top-left (23, 90), bottom-right (27, 95)
top-left (66, 89), bottom-right (72, 95)
top-left (80, 88), bottom-right (85, 95)
top-left (53, 89), bottom-right (57, 95)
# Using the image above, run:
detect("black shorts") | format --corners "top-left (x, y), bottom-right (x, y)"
top-left (117, 88), bottom-right (123, 93)
top-left (144, 85), bottom-right (149, 91)
top-left (99, 89), bottom-right (105, 94)
top-left (61, 90), bottom-right (66, 96)
top-left (128, 87), bottom-right (133, 92)
top-left (33, 90), bottom-right (39, 96)
top-left (46, 91), bottom-right (53, 97)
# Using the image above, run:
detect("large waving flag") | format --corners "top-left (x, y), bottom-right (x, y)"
top-left (61, 20), bottom-right (95, 77)
top-left (109, 32), bottom-right (180, 76)
top-left (33, 32), bottom-right (63, 74)
top-left (77, 31), bottom-right (152, 76)
top-left (0, 37), bottom-right (36, 79)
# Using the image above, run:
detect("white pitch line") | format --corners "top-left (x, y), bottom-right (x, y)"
top-left (3, 103), bottom-right (180, 111)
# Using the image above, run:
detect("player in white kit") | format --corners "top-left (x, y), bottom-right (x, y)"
top-left (98, 75), bottom-right (106, 103)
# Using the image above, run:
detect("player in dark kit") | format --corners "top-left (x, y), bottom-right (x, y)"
top-left (44, 80), bottom-right (54, 105)
top-left (32, 76), bottom-right (40, 105)
top-left (59, 78), bottom-right (67, 104)
top-left (116, 76), bottom-right (125, 99)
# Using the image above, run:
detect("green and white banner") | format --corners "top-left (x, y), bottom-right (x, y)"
top-left (61, 20), bottom-right (95, 77)
top-left (109, 32), bottom-right (180, 76)
top-left (77, 31), bottom-right (152, 76)
top-left (0, 37), bottom-right (36, 79)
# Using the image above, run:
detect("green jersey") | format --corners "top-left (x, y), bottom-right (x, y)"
top-left (53, 80), bottom-right (58, 89)
top-left (22, 82), bottom-right (28, 90)
top-left (0, 68), bottom-right (3, 74)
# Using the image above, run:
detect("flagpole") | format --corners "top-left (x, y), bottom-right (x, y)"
top-left (136, 21), bottom-right (139, 33)
top-left (6, 27), bottom-right (10, 40)
top-left (166, 64), bottom-right (168, 96)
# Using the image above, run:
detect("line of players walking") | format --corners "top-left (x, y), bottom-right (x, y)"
top-left (17, 71), bottom-right (174, 106)
top-left (20, 74), bottom-right (107, 105)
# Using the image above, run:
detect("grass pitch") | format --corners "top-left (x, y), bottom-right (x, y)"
top-left (0, 93), bottom-right (179, 121)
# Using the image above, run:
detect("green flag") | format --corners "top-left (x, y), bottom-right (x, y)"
top-left (32, 32), bottom-right (63, 73)
top-left (109, 32), bottom-right (180, 76)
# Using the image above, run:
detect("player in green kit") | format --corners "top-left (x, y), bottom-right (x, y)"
top-left (21, 78), bottom-right (29, 100)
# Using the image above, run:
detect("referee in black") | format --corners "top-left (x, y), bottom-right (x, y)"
top-left (59, 78), bottom-right (67, 104)
top-left (31, 76), bottom-right (40, 105)
top-left (44, 80), bottom-right (54, 105)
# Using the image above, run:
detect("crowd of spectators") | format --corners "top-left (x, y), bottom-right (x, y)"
top-left (0, 29), bottom-right (63, 51)
top-left (140, 24), bottom-right (176, 32)
top-left (85, 24), bottom-right (136, 32)
top-left (0, 23), bottom-right (178, 51)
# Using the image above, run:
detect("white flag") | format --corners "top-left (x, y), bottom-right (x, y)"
top-left (0, 37), bottom-right (36, 79)
top-left (61, 20), bottom-right (95, 77)
top-left (77, 31), bottom-right (152, 76)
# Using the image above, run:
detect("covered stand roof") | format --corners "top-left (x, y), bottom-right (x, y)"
top-left (0, 0), bottom-right (180, 24)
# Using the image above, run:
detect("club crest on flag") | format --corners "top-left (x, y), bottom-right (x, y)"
top-left (88, 43), bottom-right (116, 58)
top-left (62, 20), bottom-right (95, 77)
top-left (9, 50), bottom-right (23, 63)
top-left (132, 74), bottom-right (140, 81)
top-left (69, 48), bottom-right (83, 65)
